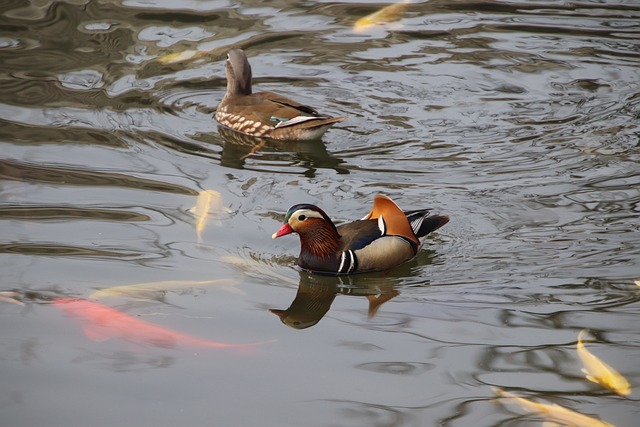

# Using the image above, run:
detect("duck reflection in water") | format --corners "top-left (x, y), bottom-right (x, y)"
top-left (270, 271), bottom-right (399, 330)
top-left (215, 126), bottom-right (348, 174)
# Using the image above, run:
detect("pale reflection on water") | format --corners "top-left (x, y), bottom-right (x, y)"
top-left (1, 0), bottom-right (639, 426)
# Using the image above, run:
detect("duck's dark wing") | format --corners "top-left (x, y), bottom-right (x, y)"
top-left (337, 220), bottom-right (382, 252)
top-left (404, 209), bottom-right (449, 241)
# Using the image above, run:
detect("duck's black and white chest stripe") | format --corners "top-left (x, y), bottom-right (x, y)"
top-left (338, 250), bottom-right (358, 274)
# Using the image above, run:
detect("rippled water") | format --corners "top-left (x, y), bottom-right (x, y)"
top-left (1, 0), bottom-right (639, 426)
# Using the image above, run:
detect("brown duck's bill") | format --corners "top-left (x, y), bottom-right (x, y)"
top-left (272, 223), bottom-right (294, 239)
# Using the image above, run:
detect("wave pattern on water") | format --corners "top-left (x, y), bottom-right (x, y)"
top-left (1, 0), bottom-right (639, 426)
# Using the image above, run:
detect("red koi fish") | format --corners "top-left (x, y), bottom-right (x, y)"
top-left (53, 298), bottom-right (266, 350)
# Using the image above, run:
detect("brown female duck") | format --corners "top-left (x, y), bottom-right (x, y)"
top-left (215, 49), bottom-right (347, 141)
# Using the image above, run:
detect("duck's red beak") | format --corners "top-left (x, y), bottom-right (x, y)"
top-left (272, 223), bottom-right (294, 239)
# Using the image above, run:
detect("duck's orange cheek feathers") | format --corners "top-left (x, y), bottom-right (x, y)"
top-left (272, 223), bottom-right (294, 239)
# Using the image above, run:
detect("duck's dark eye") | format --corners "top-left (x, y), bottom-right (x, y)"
top-left (298, 214), bottom-right (306, 221)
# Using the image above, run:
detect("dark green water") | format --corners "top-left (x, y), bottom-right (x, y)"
top-left (1, 0), bottom-right (639, 426)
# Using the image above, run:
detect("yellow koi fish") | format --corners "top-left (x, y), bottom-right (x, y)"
top-left (157, 46), bottom-right (226, 65)
top-left (0, 291), bottom-right (24, 306)
top-left (634, 280), bottom-right (640, 287)
top-left (577, 330), bottom-right (631, 396)
top-left (158, 50), bottom-right (200, 64)
top-left (494, 388), bottom-right (614, 427)
top-left (191, 189), bottom-right (229, 242)
top-left (353, 0), bottom-right (410, 33)
top-left (89, 279), bottom-right (239, 300)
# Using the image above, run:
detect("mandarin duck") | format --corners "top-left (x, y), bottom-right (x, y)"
top-left (272, 195), bottom-right (449, 275)
top-left (215, 49), bottom-right (347, 141)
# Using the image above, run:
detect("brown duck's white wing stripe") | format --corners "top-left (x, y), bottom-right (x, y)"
top-left (338, 250), bottom-right (358, 274)
top-left (274, 115), bottom-right (321, 128)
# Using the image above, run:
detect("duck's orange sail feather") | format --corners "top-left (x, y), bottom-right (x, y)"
top-left (362, 194), bottom-right (419, 245)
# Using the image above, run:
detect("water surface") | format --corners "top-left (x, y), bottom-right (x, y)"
top-left (1, 1), bottom-right (639, 426)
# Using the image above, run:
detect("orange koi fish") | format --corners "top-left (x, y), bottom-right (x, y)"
top-left (53, 298), bottom-right (266, 350)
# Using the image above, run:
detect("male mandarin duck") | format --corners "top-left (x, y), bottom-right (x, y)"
top-left (272, 195), bottom-right (449, 275)
top-left (215, 49), bottom-right (347, 141)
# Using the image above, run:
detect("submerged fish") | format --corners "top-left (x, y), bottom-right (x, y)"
top-left (353, 0), bottom-right (410, 33)
top-left (0, 290), bottom-right (24, 306)
top-left (157, 46), bottom-right (227, 65)
top-left (494, 388), bottom-right (614, 427)
top-left (158, 50), bottom-right (200, 64)
top-left (577, 330), bottom-right (631, 396)
top-left (191, 189), bottom-right (229, 242)
top-left (89, 279), bottom-right (240, 300)
top-left (53, 298), bottom-right (267, 350)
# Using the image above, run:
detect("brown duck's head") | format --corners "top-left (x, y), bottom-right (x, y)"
top-left (226, 49), bottom-right (252, 96)
top-left (271, 203), bottom-right (338, 240)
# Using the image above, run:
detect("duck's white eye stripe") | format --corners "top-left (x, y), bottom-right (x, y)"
top-left (292, 209), bottom-right (324, 220)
